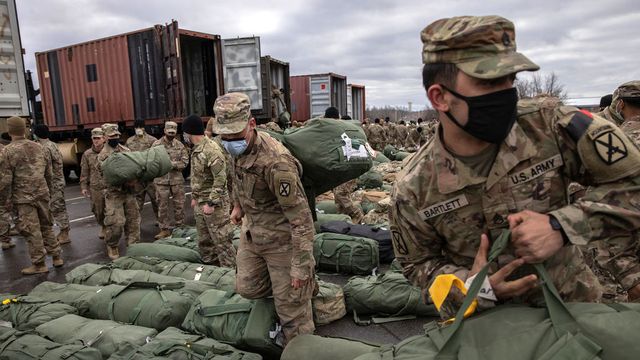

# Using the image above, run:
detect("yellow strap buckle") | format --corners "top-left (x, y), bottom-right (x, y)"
top-left (2, 298), bottom-right (17, 305)
top-left (428, 274), bottom-right (477, 324)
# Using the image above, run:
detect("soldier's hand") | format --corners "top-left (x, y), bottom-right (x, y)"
top-left (230, 205), bottom-right (244, 225)
top-left (469, 234), bottom-right (490, 276)
top-left (291, 278), bottom-right (306, 289)
top-left (82, 189), bottom-right (90, 198)
top-left (191, 199), bottom-right (197, 208)
top-left (202, 204), bottom-right (214, 215)
top-left (508, 210), bottom-right (563, 263)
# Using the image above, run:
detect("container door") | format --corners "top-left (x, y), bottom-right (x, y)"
top-left (161, 20), bottom-right (183, 118)
top-left (221, 37), bottom-right (262, 110)
top-left (0, 0), bottom-right (29, 117)
top-left (346, 84), bottom-right (353, 118)
top-left (310, 75), bottom-right (330, 118)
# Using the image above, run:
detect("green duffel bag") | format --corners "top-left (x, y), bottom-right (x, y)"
top-left (373, 151), bottom-right (390, 163)
top-left (282, 118), bottom-right (373, 195)
top-left (281, 334), bottom-right (377, 360)
top-left (0, 294), bottom-right (78, 331)
top-left (355, 230), bottom-right (640, 360)
top-left (357, 170), bottom-right (383, 189)
top-left (155, 237), bottom-right (199, 251)
top-left (312, 280), bottom-right (347, 325)
top-left (35, 314), bottom-right (157, 359)
top-left (182, 289), bottom-right (282, 358)
top-left (110, 327), bottom-right (263, 360)
top-left (126, 243), bottom-right (202, 263)
top-left (158, 262), bottom-right (236, 291)
top-left (343, 272), bottom-right (437, 325)
top-left (88, 282), bottom-right (193, 331)
top-left (382, 145), bottom-right (398, 160)
top-left (388, 259), bottom-right (403, 273)
top-left (0, 326), bottom-right (102, 360)
top-left (112, 256), bottom-right (167, 272)
top-left (29, 282), bottom-right (101, 316)
top-left (66, 263), bottom-right (219, 299)
top-left (103, 146), bottom-right (172, 186)
top-left (314, 213), bottom-right (352, 233)
top-left (313, 233), bottom-right (379, 275)
top-left (171, 226), bottom-right (199, 240)
top-left (316, 200), bottom-right (338, 214)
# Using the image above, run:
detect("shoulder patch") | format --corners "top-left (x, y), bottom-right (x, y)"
top-left (565, 111), bottom-right (593, 142)
top-left (593, 131), bottom-right (628, 165)
top-left (273, 171), bottom-right (298, 206)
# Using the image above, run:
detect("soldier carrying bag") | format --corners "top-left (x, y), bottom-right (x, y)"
top-left (102, 146), bottom-right (172, 186)
top-left (355, 230), bottom-right (640, 360)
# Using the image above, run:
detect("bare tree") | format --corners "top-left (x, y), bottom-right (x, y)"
top-left (516, 72), bottom-right (567, 99)
top-left (365, 105), bottom-right (437, 123)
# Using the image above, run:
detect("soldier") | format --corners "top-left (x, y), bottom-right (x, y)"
top-left (80, 128), bottom-right (107, 239)
top-left (183, 114), bottom-right (236, 267)
top-left (0, 116), bottom-right (63, 274)
top-left (391, 15), bottom-right (640, 308)
top-left (406, 122), bottom-right (423, 151)
top-left (0, 141), bottom-right (12, 250)
top-left (213, 92), bottom-right (315, 344)
top-left (367, 118), bottom-right (387, 151)
top-left (33, 124), bottom-right (71, 245)
top-left (597, 88), bottom-right (625, 126)
top-left (383, 117), bottom-right (396, 148)
top-left (395, 121), bottom-right (409, 149)
top-left (99, 123), bottom-right (141, 259)
top-left (126, 119), bottom-right (159, 220)
top-left (616, 81), bottom-right (640, 144)
top-left (153, 121), bottom-right (189, 239)
top-left (599, 94), bottom-right (613, 112)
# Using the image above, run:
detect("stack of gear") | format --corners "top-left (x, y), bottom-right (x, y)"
top-left (382, 145), bottom-right (411, 161)
top-left (126, 242), bottom-right (202, 263)
top-left (0, 326), bottom-right (102, 360)
top-left (313, 233), bottom-right (379, 275)
top-left (0, 294), bottom-right (78, 331)
top-left (319, 221), bottom-right (395, 263)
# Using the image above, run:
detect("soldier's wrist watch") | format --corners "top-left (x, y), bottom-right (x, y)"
top-left (549, 215), bottom-right (569, 246)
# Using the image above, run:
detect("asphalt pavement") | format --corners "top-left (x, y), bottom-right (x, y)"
top-left (0, 181), bottom-right (433, 346)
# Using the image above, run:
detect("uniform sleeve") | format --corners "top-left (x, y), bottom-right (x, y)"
top-left (266, 158), bottom-right (315, 280)
top-left (0, 149), bottom-right (11, 204)
top-left (549, 107), bottom-right (640, 291)
top-left (42, 147), bottom-right (53, 193)
top-left (206, 150), bottom-right (228, 205)
top-left (79, 151), bottom-right (90, 191)
top-left (175, 143), bottom-right (189, 171)
top-left (390, 186), bottom-right (469, 292)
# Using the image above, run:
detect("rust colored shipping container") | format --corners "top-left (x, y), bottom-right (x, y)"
top-left (290, 75), bottom-right (310, 122)
top-left (289, 73), bottom-right (347, 122)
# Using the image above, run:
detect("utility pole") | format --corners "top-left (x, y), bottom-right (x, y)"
top-left (408, 101), bottom-right (412, 112)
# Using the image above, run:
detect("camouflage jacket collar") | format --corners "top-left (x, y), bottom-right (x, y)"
top-left (434, 121), bottom-right (537, 194)
top-left (191, 136), bottom-right (210, 154)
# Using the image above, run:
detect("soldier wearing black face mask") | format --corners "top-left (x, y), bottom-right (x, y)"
top-left (390, 15), bottom-right (640, 312)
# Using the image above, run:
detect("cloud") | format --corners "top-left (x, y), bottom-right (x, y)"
top-left (16, 0), bottom-right (640, 109)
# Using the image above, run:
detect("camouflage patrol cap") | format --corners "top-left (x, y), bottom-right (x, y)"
top-left (102, 123), bottom-right (120, 137)
top-left (164, 121), bottom-right (178, 135)
top-left (421, 15), bottom-right (539, 79)
top-left (91, 127), bottom-right (104, 138)
top-left (617, 81), bottom-right (640, 100)
top-left (211, 92), bottom-right (251, 135)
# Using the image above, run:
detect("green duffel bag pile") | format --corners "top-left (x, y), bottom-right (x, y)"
top-left (88, 282), bottom-right (193, 331)
top-left (35, 314), bottom-right (157, 359)
top-left (312, 280), bottom-right (347, 325)
top-left (343, 271), bottom-right (437, 325)
top-left (29, 282), bottom-right (101, 316)
top-left (382, 145), bottom-right (411, 161)
top-left (313, 233), bottom-right (379, 275)
top-left (373, 151), bottom-right (390, 164)
top-left (357, 170), bottom-right (384, 189)
top-left (281, 334), bottom-right (377, 360)
top-left (66, 263), bottom-right (223, 299)
top-left (171, 226), bottom-right (199, 239)
top-left (126, 243), bottom-right (202, 263)
top-left (314, 213), bottom-right (352, 233)
top-left (0, 293), bottom-right (77, 331)
top-left (0, 326), bottom-right (102, 360)
top-left (158, 262), bottom-right (236, 291)
top-left (316, 200), bottom-right (338, 214)
top-left (155, 237), bottom-right (199, 251)
top-left (355, 230), bottom-right (640, 360)
top-left (182, 289), bottom-right (282, 358)
top-left (112, 256), bottom-right (166, 272)
top-left (110, 327), bottom-right (262, 360)
top-left (102, 146), bottom-right (172, 186)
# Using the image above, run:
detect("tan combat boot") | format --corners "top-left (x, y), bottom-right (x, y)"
top-left (154, 229), bottom-right (171, 240)
top-left (52, 255), bottom-right (64, 267)
top-left (57, 227), bottom-right (71, 244)
top-left (21, 263), bottom-right (49, 275)
top-left (99, 226), bottom-right (106, 239)
top-left (107, 246), bottom-right (120, 260)
top-left (1, 241), bottom-right (15, 250)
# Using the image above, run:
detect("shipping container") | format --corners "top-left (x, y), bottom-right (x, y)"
top-left (0, 0), bottom-right (29, 118)
top-left (35, 21), bottom-right (277, 137)
top-left (290, 73), bottom-right (347, 122)
top-left (349, 84), bottom-right (365, 121)
top-left (255, 56), bottom-right (290, 123)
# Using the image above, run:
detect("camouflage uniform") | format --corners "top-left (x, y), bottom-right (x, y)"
top-left (384, 122), bottom-right (397, 148)
top-left (332, 179), bottom-right (364, 224)
top-left (394, 124), bottom-right (409, 149)
top-left (212, 93), bottom-right (316, 344)
top-left (367, 123), bottom-right (387, 151)
top-left (406, 125), bottom-right (423, 151)
top-left (190, 136), bottom-right (236, 267)
top-left (392, 16), bottom-right (640, 306)
top-left (0, 143), bottom-right (11, 249)
top-left (39, 139), bottom-right (70, 234)
top-left (125, 132), bottom-right (159, 218)
top-left (153, 130), bottom-right (189, 232)
top-left (0, 138), bottom-right (60, 266)
top-left (99, 127), bottom-right (141, 251)
top-left (617, 81), bottom-right (640, 146)
top-left (597, 89), bottom-right (625, 126)
top-left (80, 131), bottom-right (107, 232)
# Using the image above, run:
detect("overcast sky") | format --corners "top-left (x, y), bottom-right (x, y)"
top-left (16, 0), bottom-right (640, 109)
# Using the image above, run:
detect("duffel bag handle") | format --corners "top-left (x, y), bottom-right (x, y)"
top-left (434, 230), bottom-right (590, 357)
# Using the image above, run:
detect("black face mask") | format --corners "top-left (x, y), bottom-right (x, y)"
top-left (441, 85), bottom-right (518, 144)
top-left (108, 139), bottom-right (120, 148)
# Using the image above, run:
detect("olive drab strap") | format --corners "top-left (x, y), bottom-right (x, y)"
top-left (351, 287), bottom-right (422, 325)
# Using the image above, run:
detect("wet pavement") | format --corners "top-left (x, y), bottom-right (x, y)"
top-left (0, 181), bottom-right (432, 346)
